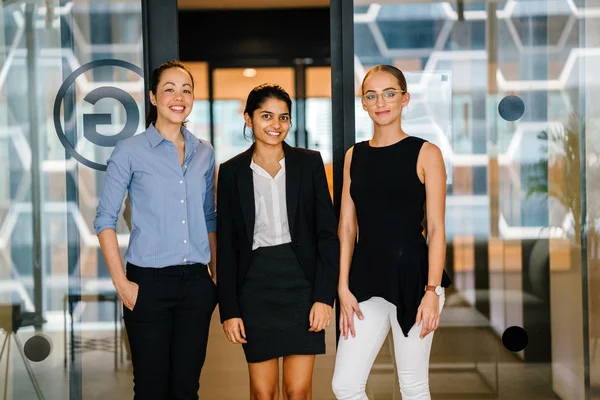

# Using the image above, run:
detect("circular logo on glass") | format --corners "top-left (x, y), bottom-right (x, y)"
top-left (53, 59), bottom-right (143, 171)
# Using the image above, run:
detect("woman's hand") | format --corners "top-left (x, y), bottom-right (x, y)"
top-left (116, 280), bottom-right (139, 311)
top-left (223, 318), bottom-right (247, 344)
top-left (309, 302), bottom-right (332, 332)
top-left (338, 288), bottom-right (363, 339)
top-left (416, 291), bottom-right (440, 339)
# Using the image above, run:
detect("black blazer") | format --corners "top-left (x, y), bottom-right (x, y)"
top-left (216, 142), bottom-right (339, 323)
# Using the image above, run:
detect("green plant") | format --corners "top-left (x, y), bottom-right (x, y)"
top-left (526, 113), bottom-right (583, 244)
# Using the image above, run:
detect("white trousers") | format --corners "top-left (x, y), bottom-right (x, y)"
top-left (332, 294), bottom-right (445, 400)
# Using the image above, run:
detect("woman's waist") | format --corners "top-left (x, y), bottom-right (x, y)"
top-left (356, 234), bottom-right (426, 249)
top-left (351, 238), bottom-right (427, 270)
top-left (125, 236), bottom-right (210, 267)
top-left (252, 242), bottom-right (295, 255)
top-left (126, 261), bottom-right (207, 277)
top-left (356, 220), bottom-right (424, 238)
top-left (356, 214), bottom-right (423, 228)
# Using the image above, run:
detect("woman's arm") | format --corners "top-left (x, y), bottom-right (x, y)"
top-left (308, 152), bottom-right (339, 332)
top-left (204, 149), bottom-right (217, 281)
top-left (337, 147), bottom-right (364, 339)
top-left (216, 164), bottom-right (246, 344)
top-left (416, 142), bottom-right (447, 338)
top-left (423, 143), bottom-right (446, 289)
top-left (311, 152), bottom-right (339, 306)
top-left (208, 232), bottom-right (217, 283)
top-left (337, 148), bottom-right (356, 293)
top-left (94, 141), bottom-right (137, 309)
top-left (98, 230), bottom-right (137, 310)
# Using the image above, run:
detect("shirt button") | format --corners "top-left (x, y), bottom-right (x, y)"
top-left (179, 180), bottom-right (183, 184)
top-left (184, 240), bottom-right (188, 244)
top-left (182, 220), bottom-right (186, 224)
top-left (181, 199), bottom-right (185, 204)
top-left (183, 258), bottom-right (187, 262)
top-left (184, 165), bottom-right (187, 168)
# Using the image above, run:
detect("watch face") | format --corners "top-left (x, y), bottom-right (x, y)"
top-left (435, 286), bottom-right (443, 296)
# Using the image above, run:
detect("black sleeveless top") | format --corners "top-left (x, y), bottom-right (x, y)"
top-left (349, 136), bottom-right (452, 336)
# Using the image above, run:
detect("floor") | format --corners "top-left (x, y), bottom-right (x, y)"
top-left (0, 304), bottom-right (561, 400)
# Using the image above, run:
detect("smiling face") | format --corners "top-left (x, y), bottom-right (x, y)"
top-left (245, 97), bottom-right (291, 147)
top-left (149, 67), bottom-right (194, 127)
top-left (361, 70), bottom-right (410, 127)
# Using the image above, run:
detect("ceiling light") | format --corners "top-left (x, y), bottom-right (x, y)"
top-left (242, 68), bottom-right (257, 78)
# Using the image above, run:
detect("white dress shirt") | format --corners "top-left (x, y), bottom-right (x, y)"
top-left (250, 158), bottom-right (292, 250)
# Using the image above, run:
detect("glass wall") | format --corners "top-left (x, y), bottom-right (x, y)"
top-left (2, 0), bottom-right (598, 398)
top-left (353, 0), bottom-right (599, 398)
top-left (306, 66), bottom-right (333, 194)
top-left (186, 61), bottom-right (211, 143)
top-left (1, 0), bottom-right (144, 398)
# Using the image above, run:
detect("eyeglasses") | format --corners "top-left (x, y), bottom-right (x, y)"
top-left (361, 89), bottom-right (406, 106)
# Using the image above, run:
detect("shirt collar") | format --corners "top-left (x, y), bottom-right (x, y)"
top-left (181, 126), bottom-right (200, 147)
top-left (250, 157), bottom-right (285, 169)
top-left (146, 123), bottom-right (200, 148)
top-left (250, 157), bottom-right (286, 176)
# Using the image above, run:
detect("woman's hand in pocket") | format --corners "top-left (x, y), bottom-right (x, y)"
top-left (116, 280), bottom-right (139, 311)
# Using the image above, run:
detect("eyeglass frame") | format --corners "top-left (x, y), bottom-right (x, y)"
top-left (360, 89), bottom-right (407, 105)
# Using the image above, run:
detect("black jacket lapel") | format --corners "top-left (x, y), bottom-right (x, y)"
top-left (283, 142), bottom-right (300, 239)
top-left (236, 146), bottom-right (255, 243)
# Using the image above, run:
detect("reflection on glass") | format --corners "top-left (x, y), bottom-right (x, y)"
top-left (306, 67), bottom-right (333, 193)
top-left (189, 100), bottom-right (211, 143)
top-left (185, 62), bottom-right (210, 143)
top-left (306, 98), bottom-right (333, 164)
top-left (213, 100), bottom-right (251, 164)
top-left (1, 0), bottom-right (144, 398)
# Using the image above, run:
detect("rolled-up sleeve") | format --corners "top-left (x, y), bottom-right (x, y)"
top-left (203, 147), bottom-right (217, 233)
top-left (94, 141), bottom-right (131, 235)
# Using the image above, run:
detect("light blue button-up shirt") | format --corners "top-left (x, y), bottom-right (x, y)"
top-left (94, 124), bottom-right (216, 268)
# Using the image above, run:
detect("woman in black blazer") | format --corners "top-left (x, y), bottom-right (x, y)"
top-left (217, 83), bottom-right (339, 399)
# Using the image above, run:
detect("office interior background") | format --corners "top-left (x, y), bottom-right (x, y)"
top-left (0, 0), bottom-right (599, 398)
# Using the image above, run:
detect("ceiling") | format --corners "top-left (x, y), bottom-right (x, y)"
top-left (178, 0), bottom-right (329, 9)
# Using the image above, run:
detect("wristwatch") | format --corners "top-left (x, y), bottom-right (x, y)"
top-left (424, 285), bottom-right (443, 296)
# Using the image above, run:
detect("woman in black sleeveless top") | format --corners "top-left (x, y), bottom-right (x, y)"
top-left (332, 65), bottom-right (451, 400)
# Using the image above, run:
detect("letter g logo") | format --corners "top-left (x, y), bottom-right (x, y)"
top-left (53, 59), bottom-right (144, 171)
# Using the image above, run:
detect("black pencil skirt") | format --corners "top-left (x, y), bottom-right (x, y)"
top-left (239, 243), bottom-right (325, 363)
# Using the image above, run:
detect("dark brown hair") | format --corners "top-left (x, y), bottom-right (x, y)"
top-left (146, 60), bottom-right (195, 128)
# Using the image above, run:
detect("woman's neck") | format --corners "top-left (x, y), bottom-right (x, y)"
top-left (370, 121), bottom-right (407, 147)
top-left (154, 119), bottom-right (184, 144)
top-left (253, 141), bottom-right (285, 164)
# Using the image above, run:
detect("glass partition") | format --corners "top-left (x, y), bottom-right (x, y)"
top-left (0, 1), bottom-right (145, 398)
top-left (353, 0), bottom-right (598, 398)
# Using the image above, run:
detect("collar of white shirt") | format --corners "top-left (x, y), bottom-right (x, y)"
top-left (250, 157), bottom-right (286, 179)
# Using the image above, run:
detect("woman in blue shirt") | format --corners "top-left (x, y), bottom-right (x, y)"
top-left (94, 61), bottom-right (217, 400)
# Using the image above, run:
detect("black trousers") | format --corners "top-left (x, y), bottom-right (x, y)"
top-left (124, 262), bottom-right (217, 400)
